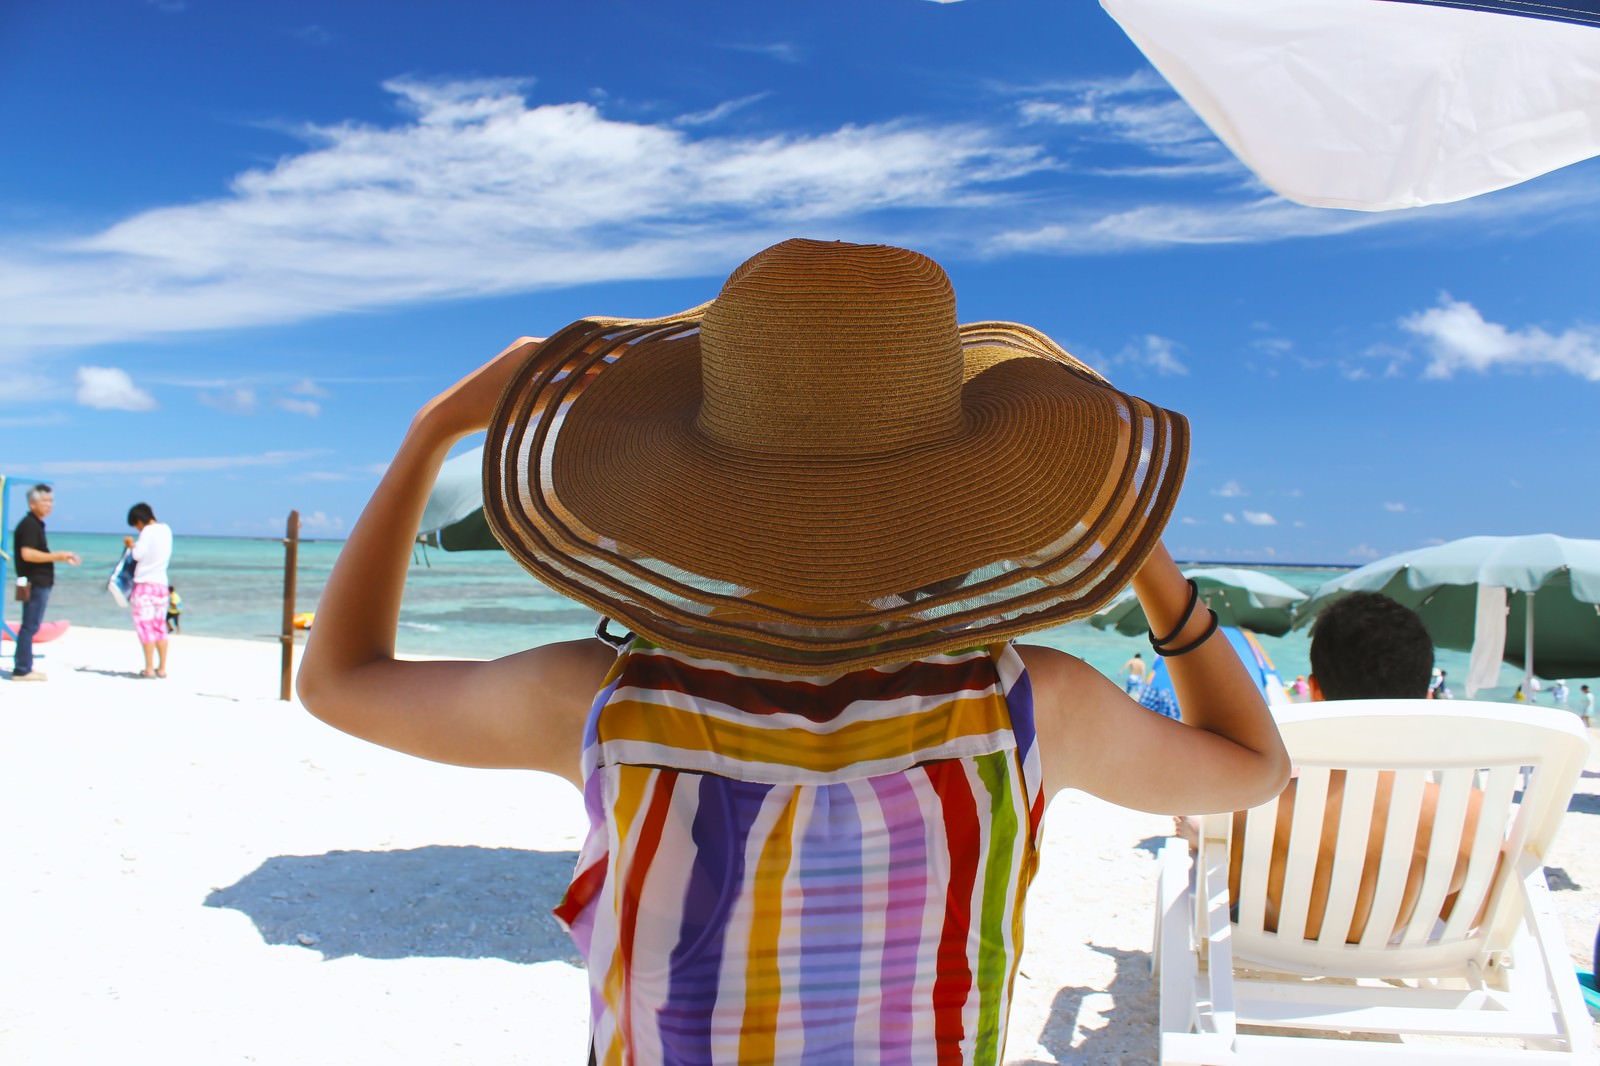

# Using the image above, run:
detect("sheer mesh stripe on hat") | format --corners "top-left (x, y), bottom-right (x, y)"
top-left (483, 239), bottom-right (1188, 673)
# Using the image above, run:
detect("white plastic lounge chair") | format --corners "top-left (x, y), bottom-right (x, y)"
top-left (1156, 700), bottom-right (1595, 1064)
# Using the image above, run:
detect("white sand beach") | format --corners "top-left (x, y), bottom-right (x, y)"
top-left (5, 626), bottom-right (1598, 1064)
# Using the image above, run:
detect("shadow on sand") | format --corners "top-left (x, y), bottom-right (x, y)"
top-left (70, 666), bottom-right (152, 680)
top-left (1030, 943), bottom-right (1156, 1065)
top-left (206, 845), bottom-right (582, 965)
top-left (1132, 834), bottom-right (1168, 858)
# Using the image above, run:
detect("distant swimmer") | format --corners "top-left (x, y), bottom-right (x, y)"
top-left (1122, 651), bottom-right (1147, 693)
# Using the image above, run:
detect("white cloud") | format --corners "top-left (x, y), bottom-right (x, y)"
top-left (76, 366), bottom-right (156, 411)
top-left (290, 378), bottom-right (330, 398)
top-left (1012, 73), bottom-right (1227, 170)
top-left (199, 387), bottom-right (257, 414)
top-left (673, 93), bottom-right (772, 128)
top-left (1242, 510), bottom-right (1276, 526)
top-left (1349, 543), bottom-right (1381, 560)
top-left (9, 77), bottom-right (1595, 363)
top-left (990, 196), bottom-right (1384, 254)
top-left (1401, 296), bottom-right (1600, 381)
top-left (1180, 516), bottom-right (1201, 525)
top-left (1222, 513), bottom-right (1237, 524)
top-left (0, 79), bottom-right (1045, 356)
top-left (1119, 334), bottom-right (1188, 376)
top-left (1383, 501), bottom-right (1407, 513)
top-left (721, 42), bottom-right (803, 64)
top-left (0, 80), bottom-right (1049, 352)
top-left (1213, 481), bottom-right (1246, 498)
top-left (0, 413), bottom-right (68, 428)
top-left (277, 397), bottom-right (321, 417)
top-left (38, 449), bottom-right (326, 475)
top-left (990, 160), bottom-right (1600, 257)
top-left (298, 510), bottom-right (345, 535)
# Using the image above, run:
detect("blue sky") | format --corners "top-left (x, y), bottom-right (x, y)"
top-left (3, 0), bottom-right (1596, 563)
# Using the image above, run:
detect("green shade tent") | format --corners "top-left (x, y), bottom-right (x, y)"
top-left (1293, 534), bottom-right (1600, 684)
top-left (1090, 566), bottom-right (1308, 638)
top-left (417, 445), bottom-right (501, 552)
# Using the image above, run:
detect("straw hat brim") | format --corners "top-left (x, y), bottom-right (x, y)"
top-left (484, 312), bottom-right (1188, 673)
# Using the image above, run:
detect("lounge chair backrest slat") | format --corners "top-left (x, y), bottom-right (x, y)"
top-left (1357, 768), bottom-right (1427, 950)
top-left (1442, 763), bottom-right (1519, 943)
top-left (1317, 767), bottom-right (1378, 947)
top-left (1275, 766), bottom-right (1330, 940)
top-left (1236, 795), bottom-right (1277, 933)
top-left (1398, 766), bottom-right (1475, 948)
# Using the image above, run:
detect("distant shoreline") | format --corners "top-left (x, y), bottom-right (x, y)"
top-left (1173, 559), bottom-right (1357, 572)
top-left (50, 532), bottom-right (1363, 570)
top-left (54, 530), bottom-right (345, 545)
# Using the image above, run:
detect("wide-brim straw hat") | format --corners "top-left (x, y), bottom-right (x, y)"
top-left (484, 238), bottom-right (1188, 673)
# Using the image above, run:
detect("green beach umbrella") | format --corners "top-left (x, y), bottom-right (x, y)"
top-left (417, 445), bottom-right (501, 552)
top-left (1090, 566), bottom-right (1308, 638)
top-left (1293, 534), bottom-right (1600, 687)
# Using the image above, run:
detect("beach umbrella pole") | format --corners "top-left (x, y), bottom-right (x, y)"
top-left (1526, 589), bottom-right (1536, 696)
top-left (280, 510), bottom-right (299, 701)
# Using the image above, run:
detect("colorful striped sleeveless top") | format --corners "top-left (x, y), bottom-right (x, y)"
top-left (554, 640), bottom-right (1046, 1065)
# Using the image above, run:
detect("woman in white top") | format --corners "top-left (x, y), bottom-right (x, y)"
top-left (124, 502), bottom-right (173, 677)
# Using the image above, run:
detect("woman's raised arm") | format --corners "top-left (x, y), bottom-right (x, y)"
top-left (295, 339), bottom-right (615, 786)
top-left (1024, 544), bottom-right (1290, 814)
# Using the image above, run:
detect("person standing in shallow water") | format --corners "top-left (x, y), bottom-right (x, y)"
top-left (297, 239), bottom-right (1288, 1064)
top-left (124, 502), bottom-right (173, 678)
top-left (1121, 650), bottom-right (1147, 693)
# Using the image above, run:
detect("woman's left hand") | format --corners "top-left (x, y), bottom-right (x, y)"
top-left (414, 336), bottom-right (547, 443)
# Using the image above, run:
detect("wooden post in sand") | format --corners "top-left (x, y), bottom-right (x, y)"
top-left (280, 510), bottom-right (300, 701)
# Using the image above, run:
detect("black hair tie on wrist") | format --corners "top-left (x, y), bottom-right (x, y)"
top-left (1149, 578), bottom-right (1200, 651)
top-left (1154, 607), bottom-right (1219, 657)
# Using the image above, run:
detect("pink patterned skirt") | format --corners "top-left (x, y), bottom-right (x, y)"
top-left (130, 583), bottom-right (170, 644)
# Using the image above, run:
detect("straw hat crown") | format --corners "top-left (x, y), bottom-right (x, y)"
top-left (484, 238), bottom-right (1189, 672)
top-left (697, 240), bottom-right (964, 455)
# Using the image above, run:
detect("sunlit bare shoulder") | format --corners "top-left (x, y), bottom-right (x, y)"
top-left (1015, 642), bottom-right (1113, 797)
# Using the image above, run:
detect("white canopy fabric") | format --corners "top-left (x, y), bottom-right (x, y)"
top-left (1102, 0), bottom-right (1600, 210)
top-left (418, 444), bottom-right (484, 538)
top-left (1467, 583), bottom-right (1507, 698)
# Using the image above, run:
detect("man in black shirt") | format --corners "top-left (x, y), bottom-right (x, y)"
top-left (12, 484), bottom-right (80, 680)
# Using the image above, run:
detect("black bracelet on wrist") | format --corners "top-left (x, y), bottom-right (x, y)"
top-left (1149, 578), bottom-right (1200, 650)
top-left (1153, 607), bottom-right (1219, 657)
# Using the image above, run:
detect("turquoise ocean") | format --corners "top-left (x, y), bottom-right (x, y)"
top-left (25, 532), bottom-right (1593, 705)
